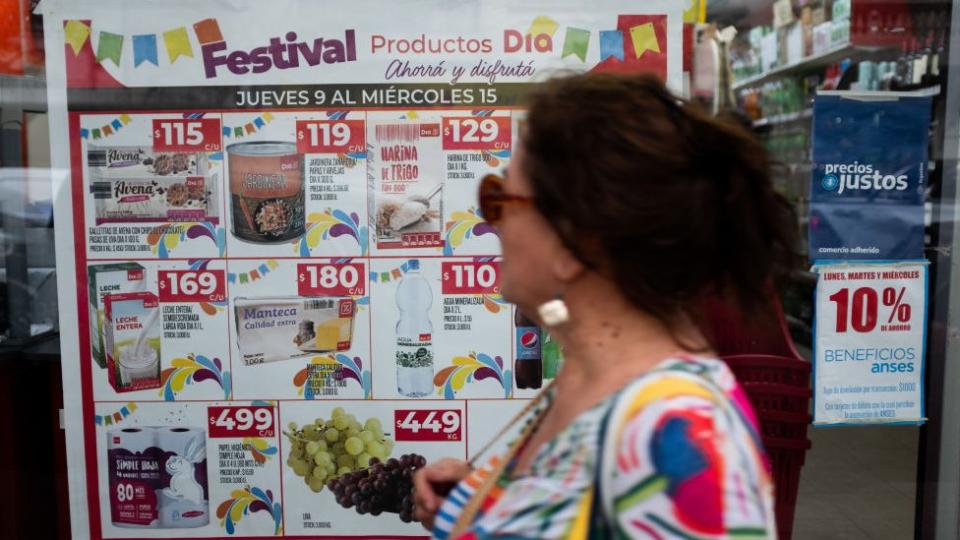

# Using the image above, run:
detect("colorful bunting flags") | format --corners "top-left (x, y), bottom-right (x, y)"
top-left (132, 34), bottom-right (158, 66)
top-left (162, 27), bottom-right (193, 62)
top-left (95, 31), bottom-right (123, 65)
top-left (561, 27), bottom-right (590, 61)
top-left (599, 30), bottom-right (625, 62)
top-left (80, 114), bottom-right (132, 139)
top-left (64, 20), bottom-right (91, 56)
top-left (94, 402), bottom-right (137, 426)
top-left (370, 260), bottom-right (417, 283)
top-left (228, 260), bottom-right (280, 284)
top-left (223, 112), bottom-right (275, 138)
top-left (630, 23), bottom-right (661, 58)
top-left (63, 19), bottom-right (223, 68)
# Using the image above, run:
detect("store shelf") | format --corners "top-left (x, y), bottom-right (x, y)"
top-left (733, 42), bottom-right (889, 91)
top-left (753, 109), bottom-right (813, 128)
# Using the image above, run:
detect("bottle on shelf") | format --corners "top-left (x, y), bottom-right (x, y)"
top-left (514, 308), bottom-right (542, 389)
top-left (395, 260), bottom-right (435, 397)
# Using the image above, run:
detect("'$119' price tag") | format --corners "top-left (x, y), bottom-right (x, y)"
top-left (394, 409), bottom-right (462, 441)
top-left (208, 406), bottom-right (275, 438)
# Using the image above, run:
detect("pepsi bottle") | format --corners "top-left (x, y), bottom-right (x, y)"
top-left (514, 308), bottom-right (542, 389)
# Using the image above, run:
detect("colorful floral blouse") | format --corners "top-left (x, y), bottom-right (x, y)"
top-left (431, 356), bottom-right (777, 539)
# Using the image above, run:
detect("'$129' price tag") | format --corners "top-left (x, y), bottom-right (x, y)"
top-left (441, 117), bottom-right (511, 151)
top-left (158, 270), bottom-right (226, 303)
top-left (208, 406), bottom-right (275, 438)
top-left (394, 409), bottom-right (462, 441)
top-left (297, 263), bottom-right (366, 296)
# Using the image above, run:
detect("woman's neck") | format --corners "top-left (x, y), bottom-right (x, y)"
top-left (543, 275), bottom-right (706, 405)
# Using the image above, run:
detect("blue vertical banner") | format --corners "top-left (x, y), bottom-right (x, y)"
top-left (808, 94), bottom-right (931, 260)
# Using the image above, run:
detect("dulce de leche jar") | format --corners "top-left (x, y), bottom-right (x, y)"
top-left (227, 141), bottom-right (305, 243)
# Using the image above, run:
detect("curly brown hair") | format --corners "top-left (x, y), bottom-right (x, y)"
top-left (521, 72), bottom-right (798, 326)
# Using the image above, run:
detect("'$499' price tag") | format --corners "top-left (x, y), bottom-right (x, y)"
top-left (297, 263), bottom-right (366, 296)
top-left (208, 406), bottom-right (275, 438)
top-left (158, 270), bottom-right (226, 303)
top-left (394, 409), bottom-right (462, 441)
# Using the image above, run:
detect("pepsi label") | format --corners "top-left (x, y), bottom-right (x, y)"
top-left (516, 326), bottom-right (540, 361)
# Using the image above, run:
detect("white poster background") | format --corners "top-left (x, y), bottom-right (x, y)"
top-left (812, 261), bottom-right (928, 425)
top-left (40, 1), bottom-right (683, 538)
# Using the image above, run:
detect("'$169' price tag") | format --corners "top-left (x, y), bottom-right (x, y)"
top-left (158, 270), bottom-right (226, 303)
top-left (297, 263), bottom-right (366, 296)
top-left (394, 409), bottom-right (462, 441)
top-left (208, 406), bottom-right (275, 438)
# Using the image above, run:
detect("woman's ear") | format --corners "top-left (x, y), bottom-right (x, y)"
top-left (552, 246), bottom-right (585, 284)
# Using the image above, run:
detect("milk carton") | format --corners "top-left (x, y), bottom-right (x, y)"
top-left (105, 292), bottom-right (161, 392)
top-left (88, 263), bottom-right (146, 368)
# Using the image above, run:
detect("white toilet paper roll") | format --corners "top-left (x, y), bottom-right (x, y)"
top-left (107, 427), bottom-right (160, 528)
top-left (157, 427), bottom-right (209, 528)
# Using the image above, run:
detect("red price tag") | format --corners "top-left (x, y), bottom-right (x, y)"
top-left (208, 406), bottom-right (276, 438)
top-left (394, 409), bottom-right (462, 441)
top-left (296, 120), bottom-right (365, 154)
top-left (158, 270), bottom-right (226, 303)
top-left (442, 117), bottom-right (511, 151)
top-left (297, 263), bottom-right (366, 296)
top-left (441, 261), bottom-right (500, 295)
top-left (152, 118), bottom-right (221, 152)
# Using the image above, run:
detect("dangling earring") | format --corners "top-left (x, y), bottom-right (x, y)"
top-left (537, 294), bottom-right (570, 327)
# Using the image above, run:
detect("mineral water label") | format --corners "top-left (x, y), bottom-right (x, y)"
top-left (396, 337), bottom-right (433, 368)
top-left (516, 326), bottom-right (540, 361)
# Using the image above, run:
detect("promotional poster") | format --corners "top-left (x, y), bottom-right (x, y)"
top-left (40, 1), bottom-right (682, 538)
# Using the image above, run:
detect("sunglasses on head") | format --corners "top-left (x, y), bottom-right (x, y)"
top-left (477, 174), bottom-right (534, 226)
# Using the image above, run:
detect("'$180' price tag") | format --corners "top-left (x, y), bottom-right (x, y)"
top-left (393, 409), bottom-right (462, 441)
top-left (208, 406), bottom-right (275, 438)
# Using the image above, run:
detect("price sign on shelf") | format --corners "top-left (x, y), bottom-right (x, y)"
top-left (297, 263), bottom-right (366, 296)
top-left (158, 270), bottom-right (226, 303)
top-left (442, 117), bottom-right (511, 151)
top-left (208, 406), bottom-right (276, 438)
top-left (441, 261), bottom-right (500, 295)
top-left (152, 118), bottom-right (221, 152)
top-left (296, 120), bottom-right (365, 154)
top-left (394, 409), bottom-right (462, 441)
top-left (812, 261), bottom-right (928, 425)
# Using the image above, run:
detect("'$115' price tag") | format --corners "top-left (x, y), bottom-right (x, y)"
top-left (208, 406), bottom-right (275, 438)
top-left (394, 409), bottom-right (462, 441)
top-left (152, 118), bottom-right (221, 152)
top-left (158, 270), bottom-right (226, 303)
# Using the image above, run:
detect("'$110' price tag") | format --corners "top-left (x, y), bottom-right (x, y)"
top-left (208, 406), bottom-right (275, 438)
top-left (393, 409), bottom-right (462, 441)
top-left (158, 270), bottom-right (226, 303)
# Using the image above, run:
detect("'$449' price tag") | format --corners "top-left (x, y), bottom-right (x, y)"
top-left (394, 409), bottom-right (462, 441)
top-left (158, 270), bottom-right (226, 303)
top-left (208, 406), bottom-right (275, 438)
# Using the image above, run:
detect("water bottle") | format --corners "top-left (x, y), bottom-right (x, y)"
top-left (395, 260), bottom-right (434, 397)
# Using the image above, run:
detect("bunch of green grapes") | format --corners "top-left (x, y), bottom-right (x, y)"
top-left (284, 407), bottom-right (396, 493)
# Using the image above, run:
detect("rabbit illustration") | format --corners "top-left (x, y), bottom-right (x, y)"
top-left (163, 436), bottom-right (206, 505)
